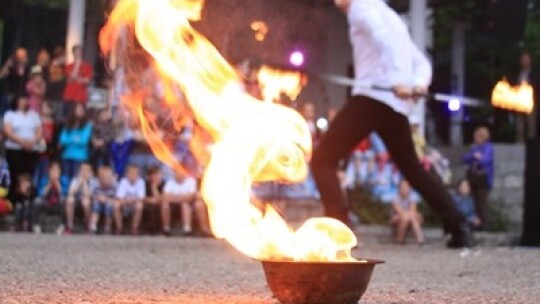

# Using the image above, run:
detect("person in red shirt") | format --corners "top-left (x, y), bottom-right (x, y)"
top-left (62, 45), bottom-right (93, 116)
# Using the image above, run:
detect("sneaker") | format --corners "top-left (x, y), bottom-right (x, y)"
top-left (182, 229), bottom-right (194, 236)
top-left (56, 224), bottom-right (65, 235)
top-left (33, 225), bottom-right (42, 235)
top-left (162, 229), bottom-right (172, 237)
top-left (447, 223), bottom-right (474, 249)
top-left (63, 228), bottom-right (73, 235)
top-left (131, 228), bottom-right (139, 236)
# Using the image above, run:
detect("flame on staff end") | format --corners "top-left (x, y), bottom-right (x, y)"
top-left (491, 80), bottom-right (534, 114)
top-left (257, 66), bottom-right (307, 104)
top-left (100, 0), bottom-right (357, 262)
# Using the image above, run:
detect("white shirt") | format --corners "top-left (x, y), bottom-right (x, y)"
top-left (116, 177), bottom-right (146, 199)
top-left (348, 0), bottom-right (432, 115)
top-left (3, 110), bottom-right (42, 150)
top-left (163, 177), bottom-right (197, 196)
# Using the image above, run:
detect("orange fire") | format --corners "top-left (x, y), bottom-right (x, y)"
top-left (491, 80), bottom-right (534, 114)
top-left (257, 65), bottom-right (307, 104)
top-left (250, 21), bottom-right (269, 42)
top-left (100, 0), bottom-right (357, 262)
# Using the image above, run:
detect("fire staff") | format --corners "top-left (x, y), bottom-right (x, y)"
top-left (311, 0), bottom-right (473, 248)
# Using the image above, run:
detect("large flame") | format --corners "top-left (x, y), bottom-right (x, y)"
top-left (491, 80), bottom-right (534, 114)
top-left (257, 65), bottom-right (307, 103)
top-left (101, 0), bottom-right (357, 262)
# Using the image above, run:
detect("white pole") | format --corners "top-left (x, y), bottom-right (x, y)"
top-left (66, 0), bottom-right (87, 63)
top-left (451, 23), bottom-right (466, 146)
top-left (410, 0), bottom-right (428, 137)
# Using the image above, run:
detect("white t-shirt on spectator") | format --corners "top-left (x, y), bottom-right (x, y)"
top-left (3, 110), bottom-right (42, 150)
top-left (163, 177), bottom-right (197, 196)
top-left (116, 177), bottom-right (146, 199)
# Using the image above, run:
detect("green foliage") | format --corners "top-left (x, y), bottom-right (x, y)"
top-left (486, 200), bottom-right (510, 232)
top-left (22, 0), bottom-right (69, 9)
top-left (525, 1), bottom-right (540, 58)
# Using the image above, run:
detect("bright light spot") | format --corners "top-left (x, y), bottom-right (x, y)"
top-left (316, 117), bottom-right (328, 131)
top-left (448, 98), bottom-right (461, 112)
top-left (289, 51), bottom-right (305, 67)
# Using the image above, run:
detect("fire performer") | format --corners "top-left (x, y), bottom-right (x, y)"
top-left (311, 0), bottom-right (473, 248)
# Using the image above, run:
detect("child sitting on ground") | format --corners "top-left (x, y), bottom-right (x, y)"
top-left (452, 179), bottom-right (481, 229)
top-left (65, 163), bottom-right (94, 234)
top-left (162, 170), bottom-right (211, 236)
top-left (12, 174), bottom-right (35, 232)
top-left (144, 166), bottom-right (165, 235)
top-left (391, 180), bottom-right (424, 245)
top-left (89, 166), bottom-right (117, 234)
top-left (115, 164), bottom-right (145, 235)
top-left (32, 162), bottom-right (66, 234)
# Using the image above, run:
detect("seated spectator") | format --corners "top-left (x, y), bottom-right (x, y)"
top-left (452, 179), bottom-right (481, 229)
top-left (89, 166), bottom-right (117, 234)
top-left (110, 121), bottom-right (133, 177)
top-left (59, 104), bottom-right (92, 183)
top-left (65, 163), bottom-right (94, 234)
top-left (90, 109), bottom-right (114, 172)
top-left (343, 152), bottom-right (365, 191)
top-left (26, 66), bottom-right (47, 112)
top-left (144, 166), bottom-right (165, 234)
top-left (129, 128), bottom-right (160, 177)
top-left (114, 165), bottom-right (145, 235)
top-left (33, 102), bottom-right (55, 188)
top-left (162, 171), bottom-right (211, 236)
top-left (12, 174), bottom-right (35, 232)
top-left (32, 162), bottom-right (66, 234)
top-left (390, 180), bottom-right (424, 245)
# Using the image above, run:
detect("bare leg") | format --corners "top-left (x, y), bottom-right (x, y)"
top-left (395, 216), bottom-right (410, 244)
top-left (90, 212), bottom-right (100, 233)
top-left (161, 199), bottom-right (171, 232)
top-left (411, 213), bottom-right (425, 244)
top-left (181, 202), bottom-right (192, 233)
top-left (132, 200), bottom-right (144, 233)
top-left (105, 216), bottom-right (113, 234)
top-left (66, 197), bottom-right (75, 229)
top-left (194, 198), bottom-right (211, 235)
top-left (81, 197), bottom-right (92, 227)
top-left (114, 201), bottom-right (123, 234)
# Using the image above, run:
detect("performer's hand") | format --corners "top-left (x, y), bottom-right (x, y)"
top-left (393, 85), bottom-right (413, 100)
top-left (413, 86), bottom-right (429, 98)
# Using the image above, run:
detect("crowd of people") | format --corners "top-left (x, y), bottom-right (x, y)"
top-left (0, 44), bottom-right (495, 244)
top-left (0, 45), bottom-right (212, 236)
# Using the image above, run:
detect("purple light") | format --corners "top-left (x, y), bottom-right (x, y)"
top-left (448, 98), bottom-right (462, 112)
top-left (289, 51), bottom-right (305, 67)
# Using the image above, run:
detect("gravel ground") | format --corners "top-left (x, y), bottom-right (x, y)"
top-left (0, 233), bottom-right (539, 304)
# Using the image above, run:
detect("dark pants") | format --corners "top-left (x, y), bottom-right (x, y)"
top-left (14, 199), bottom-right (34, 227)
top-left (33, 202), bottom-right (65, 227)
top-left (6, 149), bottom-right (39, 201)
top-left (471, 186), bottom-right (489, 230)
top-left (62, 159), bottom-right (83, 184)
top-left (311, 96), bottom-right (463, 229)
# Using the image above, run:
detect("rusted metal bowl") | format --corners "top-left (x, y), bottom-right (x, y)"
top-left (260, 259), bottom-right (384, 304)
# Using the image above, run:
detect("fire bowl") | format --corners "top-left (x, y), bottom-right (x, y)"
top-left (260, 259), bottom-right (384, 304)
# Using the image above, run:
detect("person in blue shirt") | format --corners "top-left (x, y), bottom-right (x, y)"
top-left (452, 179), bottom-right (481, 229)
top-left (463, 126), bottom-right (494, 230)
top-left (59, 104), bottom-right (93, 183)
